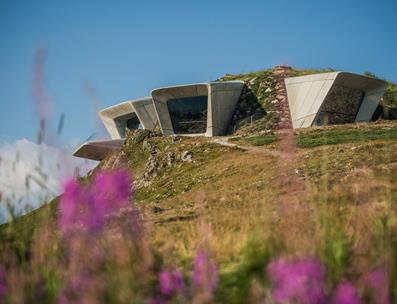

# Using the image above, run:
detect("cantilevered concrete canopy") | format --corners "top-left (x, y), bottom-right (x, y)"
top-left (151, 81), bottom-right (244, 136)
top-left (285, 72), bottom-right (388, 129)
top-left (99, 97), bottom-right (158, 139)
top-left (73, 139), bottom-right (124, 161)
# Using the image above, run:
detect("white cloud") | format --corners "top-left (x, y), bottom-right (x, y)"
top-left (0, 139), bottom-right (97, 223)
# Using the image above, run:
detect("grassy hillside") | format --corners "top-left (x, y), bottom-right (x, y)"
top-left (99, 122), bottom-right (397, 301)
top-left (116, 122), bottom-right (397, 261)
top-left (1, 121), bottom-right (397, 302)
top-left (1, 66), bottom-right (397, 302)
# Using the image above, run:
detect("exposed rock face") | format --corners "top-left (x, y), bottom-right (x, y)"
top-left (228, 84), bottom-right (265, 133)
top-left (128, 129), bottom-right (162, 144)
top-left (181, 151), bottom-right (193, 162)
top-left (137, 147), bottom-right (194, 187)
top-left (98, 150), bottom-right (129, 172)
top-left (122, 131), bottom-right (194, 188)
top-left (382, 104), bottom-right (397, 120)
top-left (221, 65), bottom-right (294, 134)
top-left (272, 65), bottom-right (293, 129)
top-left (142, 137), bottom-right (159, 155)
top-left (166, 151), bottom-right (176, 166)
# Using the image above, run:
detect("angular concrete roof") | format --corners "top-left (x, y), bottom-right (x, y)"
top-left (74, 70), bottom-right (389, 161)
top-left (285, 72), bottom-right (388, 128)
top-left (73, 139), bottom-right (124, 161)
top-left (151, 80), bottom-right (244, 136)
top-left (99, 97), bottom-right (158, 139)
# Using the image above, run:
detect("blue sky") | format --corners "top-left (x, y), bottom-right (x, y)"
top-left (1, 0), bottom-right (396, 145)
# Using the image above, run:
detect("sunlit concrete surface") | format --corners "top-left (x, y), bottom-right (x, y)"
top-left (285, 72), bottom-right (388, 128)
top-left (73, 139), bottom-right (124, 161)
top-left (151, 81), bottom-right (244, 136)
top-left (99, 97), bottom-right (158, 139)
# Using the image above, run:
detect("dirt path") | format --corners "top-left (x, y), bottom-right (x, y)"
top-left (210, 65), bottom-right (313, 251)
top-left (273, 130), bottom-right (313, 253)
top-left (210, 136), bottom-right (284, 158)
top-left (212, 130), bottom-right (313, 253)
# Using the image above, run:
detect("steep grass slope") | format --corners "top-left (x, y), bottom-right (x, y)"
top-left (1, 66), bottom-right (397, 302)
top-left (1, 121), bottom-right (397, 302)
top-left (94, 121), bottom-right (397, 273)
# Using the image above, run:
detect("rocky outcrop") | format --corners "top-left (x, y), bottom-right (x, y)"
top-left (371, 99), bottom-right (397, 121)
top-left (221, 65), bottom-right (294, 134)
top-left (227, 84), bottom-right (265, 133)
top-left (382, 104), bottom-right (397, 120)
top-left (122, 131), bottom-right (195, 188)
top-left (137, 147), bottom-right (194, 188)
top-left (272, 65), bottom-right (293, 129)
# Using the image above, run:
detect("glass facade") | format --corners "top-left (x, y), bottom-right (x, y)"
top-left (167, 95), bottom-right (208, 134)
top-left (127, 115), bottom-right (142, 130)
top-left (314, 85), bottom-right (365, 126)
top-left (115, 113), bottom-right (142, 138)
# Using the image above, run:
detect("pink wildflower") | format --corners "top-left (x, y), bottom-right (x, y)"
top-left (58, 179), bottom-right (89, 233)
top-left (192, 250), bottom-right (218, 295)
top-left (364, 267), bottom-right (389, 304)
top-left (267, 257), bottom-right (326, 304)
top-left (58, 271), bottom-right (93, 304)
top-left (58, 169), bottom-right (133, 234)
top-left (331, 281), bottom-right (361, 304)
top-left (159, 269), bottom-right (184, 296)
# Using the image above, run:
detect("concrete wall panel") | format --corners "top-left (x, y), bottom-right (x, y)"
top-left (151, 84), bottom-right (209, 136)
top-left (209, 81), bottom-right (244, 136)
top-left (356, 89), bottom-right (388, 121)
top-left (285, 72), bottom-right (387, 128)
top-left (152, 81), bottom-right (244, 136)
top-left (73, 139), bottom-right (124, 160)
top-left (99, 97), bottom-right (157, 139)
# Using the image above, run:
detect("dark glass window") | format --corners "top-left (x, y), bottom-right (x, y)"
top-left (167, 96), bottom-right (208, 134)
top-left (314, 85), bottom-right (365, 126)
top-left (115, 113), bottom-right (142, 138)
top-left (127, 115), bottom-right (141, 130)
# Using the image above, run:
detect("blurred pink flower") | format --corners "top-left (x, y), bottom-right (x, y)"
top-left (364, 267), bottom-right (389, 304)
top-left (192, 250), bottom-right (218, 295)
top-left (58, 179), bottom-right (89, 233)
top-left (331, 281), bottom-right (361, 304)
top-left (267, 257), bottom-right (326, 304)
top-left (58, 271), bottom-right (93, 304)
top-left (93, 169), bottom-right (133, 212)
top-left (58, 169), bottom-right (133, 234)
top-left (159, 269), bottom-right (184, 296)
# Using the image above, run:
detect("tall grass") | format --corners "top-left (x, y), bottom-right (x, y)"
top-left (1, 59), bottom-right (397, 302)
top-left (0, 167), bottom-right (392, 303)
